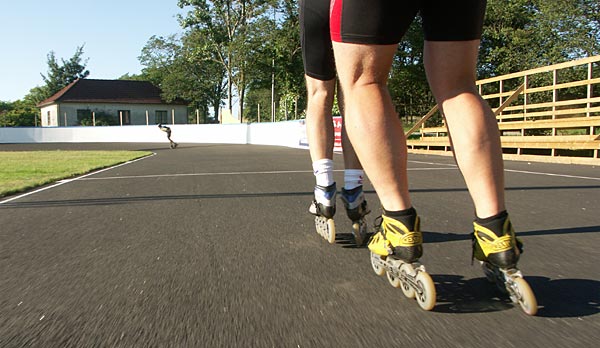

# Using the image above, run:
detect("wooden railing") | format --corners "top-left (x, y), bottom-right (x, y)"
top-left (406, 55), bottom-right (600, 165)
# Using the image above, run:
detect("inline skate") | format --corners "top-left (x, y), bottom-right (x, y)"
top-left (368, 213), bottom-right (436, 311)
top-left (309, 183), bottom-right (337, 244)
top-left (472, 213), bottom-right (537, 315)
top-left (340, 186), bottom-right (371, 246)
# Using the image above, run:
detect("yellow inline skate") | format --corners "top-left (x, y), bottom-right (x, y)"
top-left (472, 213), bottom-right (537, 315)
top-left (369, 212), bottom-right (436, 311)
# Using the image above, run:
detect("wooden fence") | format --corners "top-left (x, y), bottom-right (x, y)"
top-left (405, 55), bottom-right (600, 165)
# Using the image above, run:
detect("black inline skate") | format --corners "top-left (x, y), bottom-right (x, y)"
top-left (472, 212), bottom-right (537, 315)
top-left (340, 185), bottom-right (371, 246)
top-left (309, 182), bottom-right (337, 244)
top-left (368, 212), bottom-right (436, 311)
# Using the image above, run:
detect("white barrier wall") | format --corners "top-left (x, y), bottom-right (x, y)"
top-left (0, 121), bottom-right (310, 149)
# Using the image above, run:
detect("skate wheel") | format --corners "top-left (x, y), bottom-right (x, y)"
top-left (415, 272), bottom-right (436, 311)
top-left (513, 277), bottom-right (538, 316)
top-left (352, 220), bottom-right (368, 246)
top-left (386, 271), bottom-right (401, 288)
top-left (326, 218), bottom-right (336, 244)
top-left (314, 216), bottom-right (328, 239)
top-left (370, 252), bottom-right (386, 277)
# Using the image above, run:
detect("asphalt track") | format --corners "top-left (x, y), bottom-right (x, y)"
top-left (0, 142), bottom-right (598, 348)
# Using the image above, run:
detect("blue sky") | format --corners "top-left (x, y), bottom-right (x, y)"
top-left (0, 0), bottom-right (186, 102)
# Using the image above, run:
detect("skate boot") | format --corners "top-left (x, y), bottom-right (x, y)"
top-left (472, 212), bottom-right (537, 315)
top-left (340, 186), bottom-right (371, 246)
top-left (309, 183), bottom-right (337, 244)
top-left (368, 212), bottom-right (436, 311)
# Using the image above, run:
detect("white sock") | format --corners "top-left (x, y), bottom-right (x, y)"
top-left (312, 159), bottom-right (334, 187)
top-left (344, 169), bottom-right (364, 190)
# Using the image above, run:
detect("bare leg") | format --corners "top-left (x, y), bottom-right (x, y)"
top-left (305, 76), bottom-right (336, 162)
top-left (332, 43), bottom-right (412, 211)
top-left (424, 40), bottom-right (505, 218)
top-left (338, 81), bottom-right (362, 170)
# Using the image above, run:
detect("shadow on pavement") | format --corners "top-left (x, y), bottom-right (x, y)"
top-left (431, 274), bottom-right (599, 318)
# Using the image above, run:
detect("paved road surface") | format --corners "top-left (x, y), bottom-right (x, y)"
top-left (1, 143), bottom-right (598, 347)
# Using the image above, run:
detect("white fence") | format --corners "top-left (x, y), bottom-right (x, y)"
top-left (0, 121), bottom-right (310, 150)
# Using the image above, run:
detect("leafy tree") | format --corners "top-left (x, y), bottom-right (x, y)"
top-left (0, 100), bottom-right (38, 127)
top-left (138, 34), bottom-right (226, 122)
top-left (40, 45), bottom-right (90, 99)
top-left (177, 0), bottom-right (277, 119)
top-left (480, 0), bottom-right (600, 77)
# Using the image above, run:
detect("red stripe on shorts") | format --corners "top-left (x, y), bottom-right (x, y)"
top-left (329, 0), bottom-right (343, 42)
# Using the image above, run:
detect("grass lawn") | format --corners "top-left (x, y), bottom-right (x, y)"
top-left (0, 150), bottom-right (152, 198)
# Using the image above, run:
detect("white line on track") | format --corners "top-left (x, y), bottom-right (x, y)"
top-left (78, 167), bottom-right (456, 181)
top-left (504, 169), bottom-right (600, 181)
top-left (407, 160), bottom-right (600, 181)
top-left (2, 154), bottom-right (597, 205)
top-left (0, 153), bottom-right (156, 205)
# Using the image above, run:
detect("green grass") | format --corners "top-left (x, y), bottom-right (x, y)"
top-left (0, 150), bottom-right (152, 198)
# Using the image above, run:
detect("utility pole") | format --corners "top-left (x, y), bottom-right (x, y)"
top-left (271, 5), bottom-right (276, 122)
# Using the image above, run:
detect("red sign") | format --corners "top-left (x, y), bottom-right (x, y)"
top-left (333, 116), bottom-right (342, 152)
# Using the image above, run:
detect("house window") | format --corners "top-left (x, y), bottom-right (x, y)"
top-left (47, 111), bottom-right (51, 126)
top-left (155, 110), bottom-right (168, 124)
top-left (77, 109), bottom-right (92, 126)
top-left (118, 110), bottom-right (131, 125)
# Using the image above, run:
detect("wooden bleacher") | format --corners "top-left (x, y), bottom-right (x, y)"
top-left (405, 55), bottom-right (600, 165)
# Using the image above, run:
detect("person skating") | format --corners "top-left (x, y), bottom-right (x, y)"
top-left (330, 0), bottom-right (536, 314)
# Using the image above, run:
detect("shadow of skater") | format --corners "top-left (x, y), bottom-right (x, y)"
top-left (430, 274), bottom-right (599, 317)
top-left (158, 124), bottom-right (178, 149)
top-left (526, 276), bottom-right (600, 318)
top-left (431, 274), bottom-right (514, 314)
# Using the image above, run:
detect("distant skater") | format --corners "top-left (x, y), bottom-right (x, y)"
top-left (158, 124), bottom-right (178, 149)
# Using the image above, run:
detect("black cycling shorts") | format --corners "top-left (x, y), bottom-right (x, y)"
top-left (300, 0), bottom-right (336, 81)
top-left (330, 0), bottom-right (487, 44)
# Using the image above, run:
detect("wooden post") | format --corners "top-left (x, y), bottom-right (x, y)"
top-left (196, 109), bottom-right (200, 124)
top-left (499, 79), bottom-right (503, 122)
top-left (146, 110), bottom-right (149, 125)
top-left (523, 75), bottom-right (529, 122)
top-left (588, 62), bottom-right (593, 138)
top-left (258, 103), bottom-right (260, 123)
top-left (172, 109), bottom-right (175, 125)
top-left (64, 112), bottom-right (67, 127)
top-left (119, 111), bottom-right (123, 126)
top-left (92, 112), bottom-right (96, 126)
top-left (552, 69), bottom-right (558, 122)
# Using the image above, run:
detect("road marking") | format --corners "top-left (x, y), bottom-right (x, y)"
top-left (409, 160), bottom-right (600, 181)
top-left (78, 167), bottom-right (455, 181)
top-left (505, 169), bottom-right (600, 181)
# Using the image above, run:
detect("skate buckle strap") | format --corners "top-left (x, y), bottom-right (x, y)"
top-left (382, 215), bottom-right (422, 248)
top-left (473, 223), bottom-right (514, 257)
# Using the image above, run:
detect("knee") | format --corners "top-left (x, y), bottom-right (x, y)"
top-left (307, 83), bottom-right (336, 105)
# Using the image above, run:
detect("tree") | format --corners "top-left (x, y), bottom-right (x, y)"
top-left (177, 0), bottom-right (276, 119)
top-left (138, 34), bottom-right (227, 122)
top-left (0, 100), bottom-right (38, 127)
top-left (480, 0), bottom-right (600, 77)
top-left (40, 45), bottom-right (90, 99)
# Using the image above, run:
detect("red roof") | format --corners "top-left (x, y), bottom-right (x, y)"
top-left (37, 79), bottom-right (187, 107)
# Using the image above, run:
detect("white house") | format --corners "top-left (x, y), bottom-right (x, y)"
top-left (37, 79), bottom-right (188, 127)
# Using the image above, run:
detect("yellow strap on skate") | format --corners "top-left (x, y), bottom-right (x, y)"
top-left (382, 215), bottom-right (422, 247)
top-left (473, 221), bottom-right (513, 257)
top-left (367, 231), bottom-right (393, 256)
